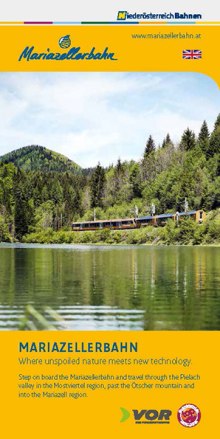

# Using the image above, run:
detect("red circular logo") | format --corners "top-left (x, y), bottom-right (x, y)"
top-left (177, 404), bottom-right (201, 428)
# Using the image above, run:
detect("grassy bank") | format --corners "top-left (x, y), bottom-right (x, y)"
top-left (22, 211), bottom-right (220, 246)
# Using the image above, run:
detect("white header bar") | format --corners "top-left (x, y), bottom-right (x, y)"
top-left (0, 0), bottom-right (219, 22)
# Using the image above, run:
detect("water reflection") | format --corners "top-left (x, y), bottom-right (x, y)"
top-left (0, 244), bottom-right (219, 330)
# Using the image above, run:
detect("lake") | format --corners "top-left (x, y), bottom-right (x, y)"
top-left (0, 244), bottom-right (219, 330)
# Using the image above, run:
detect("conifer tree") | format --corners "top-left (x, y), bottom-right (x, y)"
top-left (208, 128), bottom-right (220, 158)
top-left (90, 163), bottom-right (105, 208)
top-left (180, 128), bottom-right (196, 151)
top-left (214, 113), bottom-right (220, 130)
top-left (198, 120), bottom-right (209, 142)
top-left (206, 114), bottom-right (220, 158)
top-left (116, 158), bottom-right (123, 175)
top-left (144, 135), bottom-right (156, 157)
top-left (162, 133), bottom-right (173, 148)
top-left (129, 163), bottom-right (142, 198)
top-left (14, 170), bottom-right (31, 239)
top-left (198, 120), bottom-right (209, 154)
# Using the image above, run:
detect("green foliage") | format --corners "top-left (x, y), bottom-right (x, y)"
top-left (205, 219), bottom-right (220, 242)
top-left (14, 170), bottom-right (33, 240)
top-left (90, 163), bottom-right (105, 208)
top-left (21, 209), bottom-right (220, 246)
top-left (0, 145), bottom-right (80, 173)
top-left (129, 162), bottom-right (142, 198)
top-left (163, 219), bottom-right (178, 244)
top-left (0, 215), bottom-right (11, 241)
top-left (144, 135), bottom-right (156, 157)
top-left (214, 113), bottom-right (220, 130)
top-left (198, 120), bottom-right (209, 142)
top-left (176, 218), bottom-right (197, 244)
top-left (0, 116), bottom-right (220, 244)
top-left (198, 120), bottom-right (210, 155)
top-left (31, 201), bottom-right (54, 232)
top-left (193, 223), bottom-right (207, 245)
top-left (180, 128), bottom-right (196, 151)
top-left (208, 127), bottom-right (220, 158)
top-left (162, 133), bottom-right (173, 148)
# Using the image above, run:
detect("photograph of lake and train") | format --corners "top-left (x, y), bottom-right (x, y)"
top-left (0, 72), bottom-right (220, 331)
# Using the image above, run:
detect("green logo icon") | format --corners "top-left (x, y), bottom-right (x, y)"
top-left (120, 407), bottom-right (130, 422)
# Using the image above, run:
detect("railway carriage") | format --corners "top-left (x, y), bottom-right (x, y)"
top-left (72, 210), bottom-right (206, 231)
top-left (72, 218), bottom-right (136, 231)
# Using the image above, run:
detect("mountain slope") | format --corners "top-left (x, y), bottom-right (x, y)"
top-left (0, 145), bottom-right (81, 173)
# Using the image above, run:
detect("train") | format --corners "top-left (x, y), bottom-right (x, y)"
top-left (72, 210), bottom-right (206, 231)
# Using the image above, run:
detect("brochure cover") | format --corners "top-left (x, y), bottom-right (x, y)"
top-left (0, 1), bottom-right (219, 437)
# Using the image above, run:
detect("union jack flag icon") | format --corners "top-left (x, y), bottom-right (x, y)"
top-left (182, 49), bottom-right (202, 59)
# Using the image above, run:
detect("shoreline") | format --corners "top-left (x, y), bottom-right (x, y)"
top-left (0, 241), bottom-right (220, 248)
top-left (1, 212), bottom-right (220, 247)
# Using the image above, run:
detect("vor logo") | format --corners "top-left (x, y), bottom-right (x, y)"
top-left (59, 35), bottom-right (71, 49)
top-left (177, 403), bottom-right (201, 428)
top-left (120, 407), bottom-right (172, 424)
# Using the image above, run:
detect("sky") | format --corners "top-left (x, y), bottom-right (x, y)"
top-left (0, 72), bottom-right (219, 168)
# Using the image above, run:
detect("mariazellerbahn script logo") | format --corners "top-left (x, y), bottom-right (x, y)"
top-left (18, 35), bottom-right (117, 62)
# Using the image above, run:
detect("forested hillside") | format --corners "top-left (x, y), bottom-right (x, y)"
top-left (0, 115), bottom-right (220, 243)
top-left (0, 145), bottom-right (80, 173)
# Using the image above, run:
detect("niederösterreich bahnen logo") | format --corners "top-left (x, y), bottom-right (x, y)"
top-left (18, 35), bottom-right (117, 62)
